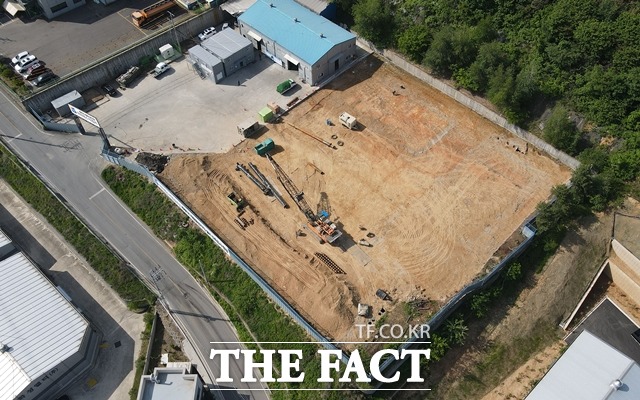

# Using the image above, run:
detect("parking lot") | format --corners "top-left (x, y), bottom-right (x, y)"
top-left (0, 0), bottom-right (192, 77)
top-left (88, 54), bottom-right (312, 153)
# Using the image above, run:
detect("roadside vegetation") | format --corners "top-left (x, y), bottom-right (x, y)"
top-left (103, 166), bottom-right (364, 399)
top-left (0, 57), bottom-right (30, 97)
top-left (0, 144), bottom-right (155, 310)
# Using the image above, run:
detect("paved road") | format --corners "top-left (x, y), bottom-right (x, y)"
top-left (0, 92), bottom-right (270, 400)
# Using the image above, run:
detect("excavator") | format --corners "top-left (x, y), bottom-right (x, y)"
top-left (266, 153), bottom-right (342, 244)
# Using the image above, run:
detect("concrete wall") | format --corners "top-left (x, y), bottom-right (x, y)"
top-left (608, 259), bottom-right (640, 306)
top-left (357, 39), bottom-right (580, 171)
top-left (612, 239), bottom-right (640, 278)
top-left (23, 9), bottom-right (225, 112)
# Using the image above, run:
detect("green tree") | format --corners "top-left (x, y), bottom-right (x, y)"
top-left (445, 317), bottom-right (469, 346)
top-left (353, 0), bottom-right (395, 47)
top-left (397, 24), bottom-right (431, 62)
top-left (429, 334), bottom-right (450, 361)
top-left (543, 105), bottom-right (580, 154)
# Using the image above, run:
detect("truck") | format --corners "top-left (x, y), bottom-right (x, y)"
top-left (131, 0), bottom-right (176, 28)
top-left (150, 62), bottom-right (170, 78)
top-left (276, 79), bottom-right (297, 95)
top-left (116, 66), bottom-right (142, 89)
top-left (339, 112), bottom-right (357, 129)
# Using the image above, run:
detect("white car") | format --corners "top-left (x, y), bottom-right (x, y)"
top-left (15, 58), bottom-right (40, 74)
top-left (198, 27), bottom-right (216, 41)
top-left (11, 51), bottom-right (30, 65)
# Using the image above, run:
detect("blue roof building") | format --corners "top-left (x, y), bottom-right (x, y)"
top-left (238, 0), bottom-right (357, 85)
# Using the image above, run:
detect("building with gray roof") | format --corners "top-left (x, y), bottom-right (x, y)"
top-left (526, 330), bottom-right (640, 400)
top-left (0, 251), bottom-right (98, 400)
top-left (136, 363), bottom-right (204, 400)
top-left (201, 28), bottom-right (255, 78)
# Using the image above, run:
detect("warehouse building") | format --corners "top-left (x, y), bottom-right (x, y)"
top-left (0, 249), bottom-right (98, 400)
top-left (526, 330), bottom-right (640, 400)
top-left (188, 28), bottom-right (254, 83)
top-left (238, 0), bottom-right (356, 85)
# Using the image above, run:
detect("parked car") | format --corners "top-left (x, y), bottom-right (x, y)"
top-left (198, 27), bottom-right (216, 41)
top-left (101, 83), bottom-right (117, 97)
top-left (23, 67), bottom-right (50, 81)
top-left (11, 51), bottom-right (30, 65)
top-left (15, 58), bottom-right (39, 74)
top-left (22, 62), bottom-right (46, 76)
top-left (30, 71), bottom-right (56, 86)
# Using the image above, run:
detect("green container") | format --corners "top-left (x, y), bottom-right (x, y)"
top-left (254, 138), bottom-right (275, 156)
top-left (258, 107), bottom-right (274, 123)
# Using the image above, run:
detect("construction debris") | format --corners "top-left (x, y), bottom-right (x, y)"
top-left (135, 152), bottom-right (168, 172)
top-left (376, 289), bottom-right (391, 301)
top-left (315, 252), bottom-right (345, 274)
top-left (358, 303), bottom-right (370, 317)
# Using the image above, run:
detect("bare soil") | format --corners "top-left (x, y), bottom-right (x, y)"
top-left (159, 55), bottom-right (570, 341)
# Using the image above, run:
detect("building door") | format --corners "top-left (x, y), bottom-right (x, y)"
top-left (334, 59), bottom-right (340, 71)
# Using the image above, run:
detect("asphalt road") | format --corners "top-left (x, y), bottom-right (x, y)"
top-left (0, 91), bottom-right (270, 400)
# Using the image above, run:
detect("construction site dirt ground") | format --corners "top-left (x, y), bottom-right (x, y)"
top-left (159, 55), bottom-right (571, 341)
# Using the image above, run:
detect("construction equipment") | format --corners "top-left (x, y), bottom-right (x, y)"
top-left (131, 0), bottom-right (177, 27)
top-left (287, 122), bottom-right (335, 149)
top-left (267, 153), bottom-right (342, 244)
top-left (255, 138), bottom-right (275, 156)
top-left (236, 163), bottom-right (268, 194)
top-left (116, 66), bottom-right (141, 89)
top-left (248, 163), bottom-right (288, 208)
top-left (339, 112), bottom-right (357, 129)
top-left (227, 192), bottom-right (246, 210)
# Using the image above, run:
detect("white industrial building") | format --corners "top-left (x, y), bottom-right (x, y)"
top-left (137, 363), bottom-right (204, 400)
top-left (0, 245), bottom-right (98, 400)
top-left (237, 0), bottom-right (356, 85)
top-left (526, 330), bottom-right (640, 400)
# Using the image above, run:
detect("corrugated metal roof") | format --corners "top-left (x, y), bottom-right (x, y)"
top-left (220, 0), bottom-right (256, 16)
top-left (526, 330), bottom-right (640, 400)
top-left (0, 228), bottom-right (11, 250)
top-left (0, 253), bottom-right (88, 400)
top-left (238, 0), bottom-right (355, 65)
top-left (201, 28), bottom-right (252, 61)
top-left (188, 45), bottom-right (222, 68)
top-left (294, 0), bottom-right (328, 14)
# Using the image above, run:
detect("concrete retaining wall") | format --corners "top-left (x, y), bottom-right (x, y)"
top-left (612, 239), bottom-right (640, 274)
top-left (608, 259), bottom-right (640, 306)
top-left (23, 8), bottom-right (225, 112)
top-left (357, 39), bottom-right (580, 171)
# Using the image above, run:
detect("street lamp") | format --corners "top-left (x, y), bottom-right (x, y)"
top-left (166, 11), bottom-right (181, 54)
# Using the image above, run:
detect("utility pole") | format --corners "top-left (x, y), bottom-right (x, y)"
top-left (167, 11), bottom-right (181, 54)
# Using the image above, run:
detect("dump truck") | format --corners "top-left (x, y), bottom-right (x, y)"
top-left (131, 0), bottom-right (176, 28)
top-left (116, 66), bottom-right (142, 89)
top-left (276, 79), bottom-right (297, 95)
top-left (150, 62), bottom-right (170, 78)
top-left (339, 112), bottom-right (357, 129)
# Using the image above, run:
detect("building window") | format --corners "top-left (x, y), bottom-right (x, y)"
top-left (50, 1), bottom-right (67, 12)
top-left (73, 0), bottom-right (82, 3)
